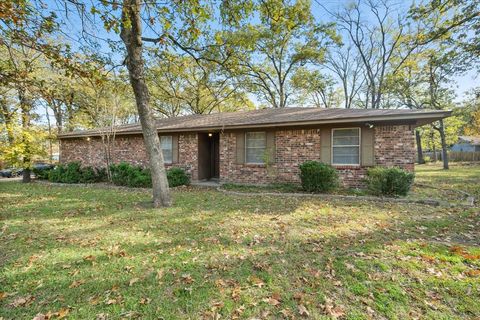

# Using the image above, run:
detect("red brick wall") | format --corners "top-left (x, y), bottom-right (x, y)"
top-left (219, 129), bottom-right (322, 185)
top-left (219, 125), bottom-right (415, 188)
top-left (374, 125), bottom-right (415, 171)
top-left (59, 133), bottom-right (199, 180)
top-left (60, 124), bottom-right (415, 188)
top-left (178, 133), bottom-right (198, 181)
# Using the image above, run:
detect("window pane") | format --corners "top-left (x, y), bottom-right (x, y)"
top-left (332, 128), bottom-right (360, 165)
top-left (332, 128), bottom-right (360, 146)
top-left (332, 147), bottom-right (359, 164)
top-left (163, 149), bottom-right (173, 163)
top-left (246, 132), bottom-right (266, 148)
top-left (160, 136), bottom-right (172, 149)
top-left (160, 136), bottom-right (173, 163)
top-left (245, 132), bottom-right (266, 163)
top-left (246, 148), bottom-right (264, 163)
top-left (333, 128), bottom-right (359, 137)
top-left (333, 136), bottom-right (359, 146)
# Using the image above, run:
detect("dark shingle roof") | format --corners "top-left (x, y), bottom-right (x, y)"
top-left (58, 107), bottom-right (451, 138)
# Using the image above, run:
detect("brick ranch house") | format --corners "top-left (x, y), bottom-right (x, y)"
top-left (58, 108), bottom-right (451, 188)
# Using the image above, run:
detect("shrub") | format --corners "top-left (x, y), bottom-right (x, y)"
top-left (110, 162), bottom-right (190, 188)
top-left (33, 167), bottom-right (53, 180)
top-left (365, 167), bottom-right (415, 197)
top-left (167, 167), bottom-right (190, 187)
top-left (299, 161), bottom-right (338, 193)
top-left (61, 162), bottom-right (83, 183)
top-left (47, 162), bottom-right (107, 183)
top-left (110, 162), bottom-right (151, 188)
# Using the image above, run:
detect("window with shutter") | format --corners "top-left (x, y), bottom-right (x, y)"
top-left (245, 132), bottom-right (266, 164)
top-left (160, 136), bottom-right (173, 164)
top-left (332, 128), bottom-right (360, 165)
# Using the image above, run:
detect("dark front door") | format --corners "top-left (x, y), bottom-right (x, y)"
top-left (198, 132), bottom-right (220, 180)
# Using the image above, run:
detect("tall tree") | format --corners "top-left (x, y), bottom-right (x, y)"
top-left (409, 0), bottom-right (480, 72)
top-left (117, 0), bottom-right (172, 207)
top-left (329, 0), bottom-right (422, 109)
top-left (220, 0), bottom-right (338, 108)
top-left (291, 68), bottom-right (341, 108)
top-left (147, 53), bottom-right (253, 117)
top-left (323, 45), bottom-right (365, 109)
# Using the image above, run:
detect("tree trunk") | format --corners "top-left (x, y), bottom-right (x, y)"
top-left (22, 168), bottom-right (31, 182)
top-left (19, 90), bottom-right (32, 183)
top-left (415, 130), bottom-right (425, 164)
top-left (438, 119), bottom-right (449, 170)
top-left (120, 0), bottom-right (171, 207)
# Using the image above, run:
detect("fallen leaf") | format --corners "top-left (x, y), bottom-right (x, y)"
top-left (129, 277), bottom-right (140, 286)
top-left (56, 308), bottom-right (70, 319)
top-left (83, 255), bottom-right (96, 261)
top-left (298, 304), bottom-right (309, 317)
top-left (32, 314), bottom-right (46, 320)
top-left (249, 275), bottom-right (264, 288)
top-left (293, 292), bottom-right (304, 302)
top-left (89, 295), bottom-right (101, 305)
top-left (69, 279), bottom-right (85, 288)
top-left (156, 269), bottom-right (164, 281)
top-left (96, 313), bottom-right (108, 320)
top-left (182, 274), bottom-right (194, 284)
top-left (262, 297), bottom-right (281, 306)
top-left (280, 308), bottom-right (292, 318)
top-left (9, 295), bottom-right (35, 308)
top-left (231, 286), bottom-right (241, 301)
top-left (465, 269), bottom-right (480, 277)
top-left (324, 298), bottom-right (345, 319)
top-left (0, 292), bottom-right (7, 301)
top-left (139, 297), bottom-right (151, 305)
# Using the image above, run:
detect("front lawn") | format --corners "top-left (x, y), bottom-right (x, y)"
top-left (0, 172), bottom-right (479, 319)
top-left (413, 162), bottom-right (480, 200)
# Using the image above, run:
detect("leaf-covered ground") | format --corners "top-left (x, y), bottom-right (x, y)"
top-left (0, 165), bottom-right (479, 319)
top-left (412, 163), bottom-right (480, 201)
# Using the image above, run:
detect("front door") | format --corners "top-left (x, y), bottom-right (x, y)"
top-left (198, 132), bottom-right (219, 181)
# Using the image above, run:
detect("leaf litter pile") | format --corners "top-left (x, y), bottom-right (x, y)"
top-left (0, 181), bottom-right (479, 319)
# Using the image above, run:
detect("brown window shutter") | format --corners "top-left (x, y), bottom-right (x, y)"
top-left (172, 134), bottom-right (179, 163)
top-left (266, 131), bottom-right (276, 164)
top-left (361, 127), bottom-right (375, 166)
top-left (236, 132), bottom-right (245, 164)
top-left (320, 128), bottom-right (331, 164)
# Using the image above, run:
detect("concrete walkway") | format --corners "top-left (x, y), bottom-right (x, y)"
top-left (191, 180), bottom-right (221, 188)
top-left (0, 177), bottom-right (22, 182)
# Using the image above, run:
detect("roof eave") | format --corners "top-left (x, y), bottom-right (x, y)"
top-left (57, 110), bottom-right (452, 139)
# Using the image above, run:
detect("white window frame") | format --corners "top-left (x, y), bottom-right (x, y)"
top-left (160, 135), bottom-right (173, 164)
top-left (331, 127), bottom-right (361, 166)
top-left (245, 131), bottom-right (266, 164)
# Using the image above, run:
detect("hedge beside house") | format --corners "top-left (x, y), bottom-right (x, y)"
top-left (42, 162), bottom-right (189, 188)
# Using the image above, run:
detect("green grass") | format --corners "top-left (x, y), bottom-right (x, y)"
top-left (0, 167), bottom-right (479, 319)
top-left (224, 163), bottom-right (480, 204)
top-left (413, 162), bottom-right (480, 200)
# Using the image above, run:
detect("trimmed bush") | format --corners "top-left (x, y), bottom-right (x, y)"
top-left (110, 162), bottom-right (189, 188)
top-left (167, 167), bottom-right (190, 187)
top-left (110, 162), bottom-right (151, 188)
top-left (299, 161), bottom-right (338, 193)
top-left (33, 167), bottom-right (53, 180)
top-left (365, 167), bottom-right (414, 197)
top-left (48, 162), bottom-right (107, 183)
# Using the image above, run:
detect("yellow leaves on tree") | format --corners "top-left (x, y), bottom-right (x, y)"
top-left (0, 124), bottom-right (49, 168)
top-left (464, 107), bottom-right (480, 136)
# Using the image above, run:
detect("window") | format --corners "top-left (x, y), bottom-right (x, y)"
top-left (332, 128), bottom-right (360, 165)
top-left (245, 132), bottom-right (266, 164)
top-left (160, 135), bottom-right (173, 164)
